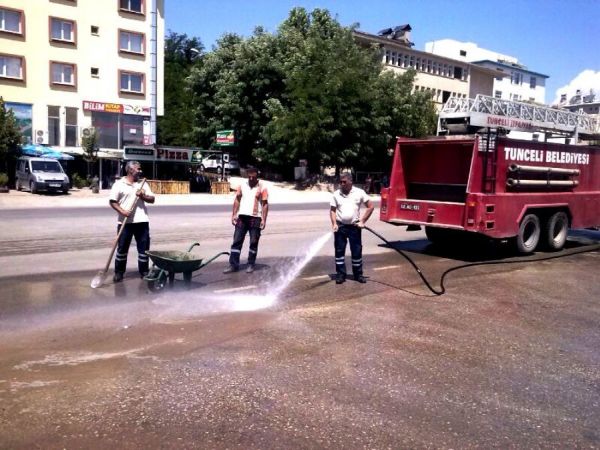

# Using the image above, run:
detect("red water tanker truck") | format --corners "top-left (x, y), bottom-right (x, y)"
top-left (379, 95), bottom-right (600, 253)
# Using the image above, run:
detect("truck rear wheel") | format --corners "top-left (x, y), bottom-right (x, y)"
top-left (543, 211), bottom-right (568, 251)
top-left (516, 213), bottom-right (540, 254)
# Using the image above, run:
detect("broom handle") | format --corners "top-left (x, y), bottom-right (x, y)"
top-left (102, 179), bottom-right (147, 272)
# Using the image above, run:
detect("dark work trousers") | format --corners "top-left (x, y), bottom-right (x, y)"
top-left (115, 222), bottom-right (150, 275)
top-left (229, 215), bottom-right (262, 268)
top-left (334, 223), bottom-right (363, 278)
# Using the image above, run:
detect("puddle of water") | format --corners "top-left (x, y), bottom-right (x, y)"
top-left (10, 380), bottom-right (61, 392)
top-left (13, 347), bottom-right (148, 370)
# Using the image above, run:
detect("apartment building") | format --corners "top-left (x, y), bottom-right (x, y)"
top-left (0, 0), bottom-right (164, 156)
top-left (425, 39), bottom-right (548, 104)
top-left (353, 27), bottom-right (502, 110)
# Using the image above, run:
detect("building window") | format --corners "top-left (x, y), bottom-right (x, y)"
top-left (91, 25), bottom-right (99, 35)
top-left (511, 72), bottom-right (522, 85)
top-left (409, 56), bottom-right (414, 67)
top-left (530, 76), bottom-right (537, 89)
top-left (459, 50), bottom-right (467, 57)
top-left (50, 17), bottom-right (76, 44)
top-left (511, 93), bottom-right (521, 101)
top-left (119, 30), bottom-right (145, 54)
top-left (51, 62), bottom-right (76, 86)
top-left (453, 66), bottom-right (463, 79)
top-left (65, 107), bottom-right (78, 147)
top-left (0, 7), bottom-right (24, 35)
top-left (120, 0), bottom-right (144, 14)
top-left (48, 106), bottom-right (60, 146)
top-left (0, 54), bottom-right (25, 80)
top-left (122, 114), bottom-right (144, 146)
top-left (494, 90), bottom-right (502, 99)
top-left (91, 67), bottom-right (99, 77)
top-left (92, 112), bottom-right (145, 149)
top-left (120, 70), bottom-right (144, 94)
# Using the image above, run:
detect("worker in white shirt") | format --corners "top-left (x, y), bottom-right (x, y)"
top-left (330, 172), bottom-right (374, 284)
top-left (109, 161), bottom-right (155, 282)
top-left (223, 166), bottom-right (269, 274)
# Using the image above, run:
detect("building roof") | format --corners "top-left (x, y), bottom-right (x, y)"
top-left (353, 31), bottom-right (505, 78)
top-left (471, 60), bottom-right (549, 78)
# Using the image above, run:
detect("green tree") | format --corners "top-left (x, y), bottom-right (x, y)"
top-left (188, 7), bottom-right (438, 177)
top-left (188, 29), bottom-right (283, 165)
top-left (261, 8), bottom-right (437, 175)
top-left (0, 97), bottom-right (22, 177)
top-left (157, 31), bottom-right (203, 146)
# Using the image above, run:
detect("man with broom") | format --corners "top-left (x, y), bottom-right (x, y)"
top-left (109, 161), bottom-right (155, 282)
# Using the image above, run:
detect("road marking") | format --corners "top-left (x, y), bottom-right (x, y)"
top-left (302, 275), bottom-right (330, 281)
top-left (213, 285), bottom-right (257, 294)
top-left (373, 265), bottom-right (401, 271)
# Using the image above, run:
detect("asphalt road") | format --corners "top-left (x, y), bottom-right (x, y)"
top-left (1, 204), bottom-right (599, 448)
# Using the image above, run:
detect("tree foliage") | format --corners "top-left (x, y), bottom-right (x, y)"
top-left (157, 31), bottom-right (203, 146)
top-left (186, 8), bottom-right (438, 176)
top-left (0, 97), bottom-right (22, 174)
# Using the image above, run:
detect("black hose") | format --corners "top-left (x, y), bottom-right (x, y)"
top-left (364, 226), bottom-right (600, 296)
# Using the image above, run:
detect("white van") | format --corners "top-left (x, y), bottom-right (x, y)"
top-left (200, 153), bottom-right (240, 174)
top-left (15, 157), bottom-right (70, 194)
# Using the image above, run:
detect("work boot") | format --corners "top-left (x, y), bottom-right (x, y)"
top-left (335, 274), bottom-right (345, 284)
top-left (140, 271), bottom-right (149, 279)
top-left (113, 272), bottom-right (124, 283)
top-left (354, 275), bottom-right (367, 284)
top-left (223, 265), bottom-right (238, 274)
top-left (246, 264), bottom-right (255, 274)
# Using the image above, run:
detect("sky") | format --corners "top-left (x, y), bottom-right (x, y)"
top-left (165, 0), bottom-right (600, 105)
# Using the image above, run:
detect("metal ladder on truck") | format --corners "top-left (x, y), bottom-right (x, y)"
top-left (438, 94), bottom-right (600, 193)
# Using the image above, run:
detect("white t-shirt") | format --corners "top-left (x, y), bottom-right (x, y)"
top-left (109, 178), bottom-right (154, 224)
top-left (330, 187), bottom-right (370, 225)
top-left (236, 180), bottom-right (268, 217)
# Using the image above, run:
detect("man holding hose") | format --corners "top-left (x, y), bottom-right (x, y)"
top-left (330, 172), bottom-right (374, 284)
top-left (109, 161), bottom-right (155, 282)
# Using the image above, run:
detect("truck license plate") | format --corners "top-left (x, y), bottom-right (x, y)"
top-left (400, 203), bottom-right (420, 211)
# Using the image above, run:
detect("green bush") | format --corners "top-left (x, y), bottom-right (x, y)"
top-left (72, 173), bottom-right (89, 189)
top-left (0, 172), bottom-right (8, 187)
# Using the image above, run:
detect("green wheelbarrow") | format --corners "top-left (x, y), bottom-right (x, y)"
top-left (144, 243), bottom-right (229, 291)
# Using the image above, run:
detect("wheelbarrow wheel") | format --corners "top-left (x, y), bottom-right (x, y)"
top-left (147, 271), bottom-right (167, 292)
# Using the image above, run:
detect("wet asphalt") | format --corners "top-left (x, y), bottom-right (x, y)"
top-left (0, 205), bottom-right (599, 449)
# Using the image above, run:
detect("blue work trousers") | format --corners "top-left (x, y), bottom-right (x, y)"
top-left (115, 222), bottom-right (150, 275)
top-left (229, 215), bottom-right (262, 268)
top-left (334, 223), bottom-right (363, 278)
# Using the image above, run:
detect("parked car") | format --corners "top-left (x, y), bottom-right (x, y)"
top-left (199, 153), bottom-right (240, 174)
top-left (15, 157), bottom-right (70, 194)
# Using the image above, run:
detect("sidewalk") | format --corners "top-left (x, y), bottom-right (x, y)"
top-left (0, 177), bottom-right (379, 210)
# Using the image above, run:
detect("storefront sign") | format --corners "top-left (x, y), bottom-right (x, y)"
top-left (156, 148), bottom-right (192, 162)
top-left (216, 129), bottom-right (235, 146)
top-left (123, 146), bottom-right (202, 162)
top-left (124, 146), bottom-right (155, 161)
top-left (83, 101), bottom-right (150, 116)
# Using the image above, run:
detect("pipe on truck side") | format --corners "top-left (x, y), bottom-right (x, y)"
top-left (508, 164), bottom-right (580, 176)
top-left (506, 178), bottom-right (579, 187)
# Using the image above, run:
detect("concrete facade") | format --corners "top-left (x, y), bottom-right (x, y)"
top-left (425, 39), bottom-right (548, 104)
top-left (353, 31), bottom-right (501, 110)
top-left (0, 0), bottom-right (164, 154)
